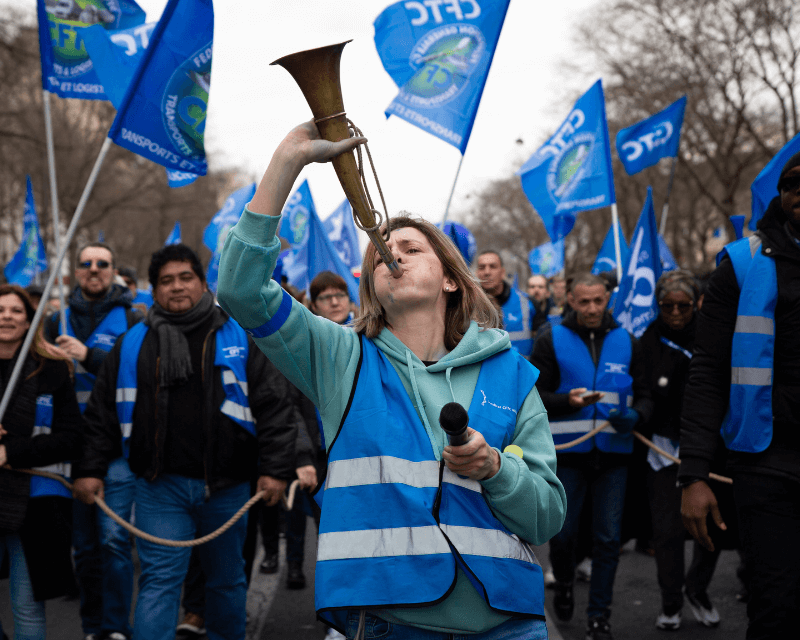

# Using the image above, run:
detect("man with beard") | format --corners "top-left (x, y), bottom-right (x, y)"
top-left (680, 152), bottom-right (800, 639)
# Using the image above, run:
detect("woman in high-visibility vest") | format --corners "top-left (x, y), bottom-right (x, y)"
top-left (0, 284), bottom-right (83, 640)
top-left (217, 121), bottom-right (567, 640)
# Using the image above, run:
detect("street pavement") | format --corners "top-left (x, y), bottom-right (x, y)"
top-left (1, 524), bottom-right (748, 639)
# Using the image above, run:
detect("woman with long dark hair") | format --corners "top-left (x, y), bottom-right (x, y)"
top-left (0, 284), bottom-right (83, 640)
top-left (217, 121), bottom-right (565, 640)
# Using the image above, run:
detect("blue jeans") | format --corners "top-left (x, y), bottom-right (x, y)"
top-left (132, 475), bottom-right (249, 640)
top-left (549, 464), bottom-right (627, 620)
top-left (0, 534), bottom-right (46, 640)
top-left (343, 613), bottom-right (548, 640)
top-left (73, 456), bottom-right (136, 637)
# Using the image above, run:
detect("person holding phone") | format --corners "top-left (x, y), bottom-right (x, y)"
top-left (531, 272), bottom-right (652, 640)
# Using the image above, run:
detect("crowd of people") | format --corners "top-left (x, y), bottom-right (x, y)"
top-left (1, 124), bottom-right (798, 640)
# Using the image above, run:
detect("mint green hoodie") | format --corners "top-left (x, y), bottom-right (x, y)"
top-left (217, 207), bottom-right (566, 634)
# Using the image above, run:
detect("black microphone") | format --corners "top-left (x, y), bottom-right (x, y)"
top-left (439, 402), bottom-right (470, 446)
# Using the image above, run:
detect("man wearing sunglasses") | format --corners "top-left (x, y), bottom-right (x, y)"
top-left (44, 242), bottom-right (143, 640)
top-left (680, 152), bottom-right (800, 639)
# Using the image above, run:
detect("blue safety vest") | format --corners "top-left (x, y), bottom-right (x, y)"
top-left (717, 235), bottom-right (776, 452)
top-left (65, 306), bottom-right (129, 413)
top-left (28, 394), bottom-right (72, 499)
top-left (502, 287), bottom-right (533, 356)
top-left (115, 318), bottom-right (253, 458)
top-left (316, 336), bottom-right (544, 629)
top-left (549, 324), bottom-right (634, 453)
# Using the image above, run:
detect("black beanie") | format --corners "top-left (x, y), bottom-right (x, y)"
top-left (777, 150), bottom-right (800, 192)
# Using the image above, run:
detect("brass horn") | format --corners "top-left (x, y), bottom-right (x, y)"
top-left (271, 41), bottom-right (402, 277)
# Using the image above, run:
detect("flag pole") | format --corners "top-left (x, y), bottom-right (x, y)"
top-left (611, 203), bottom-right (623, 284)
top-left (658, 155), bottom-right (678, 236)
top-left (43, 89), bottom-right (68, 333)
top-left (441, 154), bottom-right (465, 224)
top-left (0, 137), bottom-right (113, 424)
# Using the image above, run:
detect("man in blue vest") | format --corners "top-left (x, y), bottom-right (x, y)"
top-left (72, 244), bottom-right (298, 640)
top-left (476, 250), bottom-right (539, 356)
top-left (531, 272), bottom-right (651, 640)
top-left (679, 152), bottom-right (800, 640)
top-left (44, 242), bottom-right (143, 640)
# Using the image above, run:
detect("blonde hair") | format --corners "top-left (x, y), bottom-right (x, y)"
top-left (352, 215), bottom-right (500, 350)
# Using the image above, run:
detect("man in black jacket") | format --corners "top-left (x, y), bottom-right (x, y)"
top-left (532, 273), bottom-right (652, 640)
top-left (679, 153), bottom-right (800, 640)
top-left (73, 244), bottom-right (297, 640)
top-left (45, 242), bottom-right (143, 640)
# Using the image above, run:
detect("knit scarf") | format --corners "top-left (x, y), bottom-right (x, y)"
top-left (145, 291), bottom-right (216, 388)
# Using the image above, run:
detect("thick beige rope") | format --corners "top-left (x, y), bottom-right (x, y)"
top-left (553, 423), bottom-right (732, 484)
top-left (15, 469), bottom-right (301, 547)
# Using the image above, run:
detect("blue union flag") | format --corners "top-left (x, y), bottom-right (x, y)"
top-left (4, 177), bottom-right (48, 287)
top-left (517, 80), bottom-right (616, 241)
top-left (374, 0), bottom-right (511, 153)
top-left (108, 0), bottom-right (214, 175)
top-left (37, 0), bottom-right (146, 100)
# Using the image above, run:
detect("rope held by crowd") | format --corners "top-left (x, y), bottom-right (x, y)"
top-left (15, 469), bottom-right (301, 548)
top-left (554, 422), bottom-right (733, 485)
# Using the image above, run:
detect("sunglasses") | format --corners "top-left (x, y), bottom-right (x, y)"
top-left (779, 175), bottom-right (800, 193)
top-left (659, 301), bottom-right (693, 312)
top-left (77, 260), bottom-right (111, 270)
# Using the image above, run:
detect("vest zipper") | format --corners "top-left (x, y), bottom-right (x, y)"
top-left (152, 356), bottom-right (161, 480)
top-left (590, 331), bottom-right (599, 428)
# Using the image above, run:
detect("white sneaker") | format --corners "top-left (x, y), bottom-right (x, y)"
top-left (544, 568), bottom-right (556, 587)
top-left (325, 628), bottom-right (346, 639)
top-left (105, 634), bottom-right (127, 640)
top-left (655, 610), bottom-right (682, 630)
top-left (686, 592), bottom-right (720, 627)
top-left (576, 557), bottom-right (592, 582)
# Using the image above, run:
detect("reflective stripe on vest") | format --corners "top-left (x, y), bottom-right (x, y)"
top-left (29, 394), bottom-right (72, 498)
top-left (115, 318), bottom-right (254, 458)
top-left (502, 288), bottom-right (533, 356)
top-left (549, 324), bottom-right (634, 453)
top-left (316, 336), bottom-right (544, 629)
top-left (717, 235), bottom-right (776, 452)
top-left (65, 306), bottom-right (129, 413)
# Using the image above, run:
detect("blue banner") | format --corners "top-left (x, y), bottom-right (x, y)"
top-left (4, 177), bottom-right (48, 287)
top-left (437, 221), bottom-right (477, 265)
top-left (278, 181), bottom-right (359, 300)
top-left (203, 183), bottom-right (255, 293)
top-left (613, 187), bottom-right (663, 338)
top-left (108, 0), bottom-right (214, 175)
top-left (750, 131), bottom-right (800, 231)
top-left (164, 221), bottom-right (181, 245)
top-left (323, 200), bottom-right (362, 271)
top-left (657, 234), bottom-right (678, 271)
top-left (81, 21), bottom-right (155, 107)
top-left (37, 0), bottom-right (146, 100)
top-left (591, 221), bottom-right (629, 275)
top-left (82, 22), bottom-right (198, 189)
top-left (374, 0), bottom-right (511, 153)
top-left (615, 96), bottom-right (687, 175)
top-left (518, 80), bottom-right (616, 241)
top-left (730, 214), bottom-right (745, 240)
top-left (528, 240), bottom-right (564, 278)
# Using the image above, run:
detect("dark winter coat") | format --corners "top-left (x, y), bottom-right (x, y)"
top-left (679, 196), bottom-right (800, 485)
top-left (74, 307), bottom-right (298, 489)
top-left (0, 352), bottom-right (83, 601)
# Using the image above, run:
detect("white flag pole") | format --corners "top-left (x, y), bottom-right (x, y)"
top-left (441, 154), bottom-right (465, 224)
top-left (43, 89), bottom-right (68, 334)
top-left (0, 137), bottom-right (113, 423)
top-left (611, 203), bottom-right (623, 284)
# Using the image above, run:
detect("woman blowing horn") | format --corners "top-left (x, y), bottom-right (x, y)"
top-left (216, 120), bottom-right (565, 640)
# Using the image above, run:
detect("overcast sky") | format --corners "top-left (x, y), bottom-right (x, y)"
top-left (134, 0), bottom-right (600, 223)
top-left (22, 0), bottom-right (600, 228)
